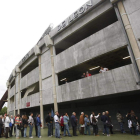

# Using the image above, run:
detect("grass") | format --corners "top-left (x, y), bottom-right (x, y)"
top-left (9, 128), bottom-right (140, 140)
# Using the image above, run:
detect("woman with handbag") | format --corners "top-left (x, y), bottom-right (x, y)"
top-left (23, 115), bottom-right (28, 138)
top-left (84, 115), bottom-right (90, 135)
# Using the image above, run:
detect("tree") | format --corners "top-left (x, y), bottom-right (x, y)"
top-left (0, 107), bottom-right (7, 115)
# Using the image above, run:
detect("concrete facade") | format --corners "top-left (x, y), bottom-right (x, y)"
top-left (6, 0), bottom-right (140, 130)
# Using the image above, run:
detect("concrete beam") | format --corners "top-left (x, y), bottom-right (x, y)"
top-left (34, 45), bottom-right (41, 56)
top-left (44, 35), bottom-right (53, 48)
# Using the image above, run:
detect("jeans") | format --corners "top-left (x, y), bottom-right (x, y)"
top-left (104, 124), bottom-right (109, 135)
top-left (16, 126), bottom-right (19, 138)
top-left (37, 125), bottom-right (41, 137)
top-left (84, 125), bottom-right (90, 135)
top-left (47, 123), bottom-right (51, 136)
top-left (64, 124), bottom-right (71, 136)
top-left (55, 123), bottom-right (60, 138)
top-left (35, 124), bottom-right (38, 136)
top-left (50, 123), bottom-right (53, 135)
top-left (29, 124), bottom-right (33, 137)
top-left (24, 127), bottom-right (27, 137)
top-left (119, 122), bottom-right (124, 133)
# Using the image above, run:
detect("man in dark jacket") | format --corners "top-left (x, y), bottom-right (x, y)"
top-left (45, 112), bottom-right (52, 137)
top-left (101, 112), bottom-right (109, 136)
top-left (34, 114), bottom-right (38, 137)
top-left (71, 112), bottom-right (77, 136)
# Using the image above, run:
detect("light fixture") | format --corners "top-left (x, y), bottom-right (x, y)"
top-left (89, 66), bottom-right (100, 70)
top-left (60, 78), bottom-right (66, 81)
top-left (123, 56), bottom-right (130, 59)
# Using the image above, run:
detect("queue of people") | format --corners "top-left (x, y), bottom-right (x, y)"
top-left (0, 113), bottom-right (41, 139)
top-left (48, 110), bottom-right (140, 138)
top-left (0, 109), bottom-right (139, 139)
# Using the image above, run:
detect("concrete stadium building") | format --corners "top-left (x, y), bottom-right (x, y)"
top-left (3, 0), bottom-right (140, 130)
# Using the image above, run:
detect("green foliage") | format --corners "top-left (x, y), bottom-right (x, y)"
top-left (0, 106), bottom-right (7, 115)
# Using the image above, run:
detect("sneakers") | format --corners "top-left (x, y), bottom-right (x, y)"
top-left (102, 133), bottom-right (105, 135)
top-left (39, 136), bottom-right (42, 138)
top-left (29, 136), bottom-right (33, 138)
top-left (107, 134), bottom-right (110, 137)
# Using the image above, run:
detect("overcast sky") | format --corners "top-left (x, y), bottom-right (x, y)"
top-left (0, 0), bottom-right (88, 104)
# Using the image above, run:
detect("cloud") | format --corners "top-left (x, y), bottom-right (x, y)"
top-left (0, 0), bottom-right (87, 100)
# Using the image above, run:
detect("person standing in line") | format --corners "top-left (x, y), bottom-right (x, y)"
top-left (63, 113), bottom-right (71, 137)
top-left (36, 114), bottom-right (41, 138)
top-left (5, 114), bottom-right (10, 138)
top-left (23, 115), bottom-right (28, 138)
top-left (54, 111), bottom-right (61, 138)
top-left (34, 114), bottom-right (38, 137)
top-left (15, 114), bottom-right (21, 139)
top-left (28, 112), bottom-right (34, 138)
top-left (20, 115), bottom-right (24, 137)
top-left (14, 116), bottom-right (16, 137)
top-left (105, 111), bottom-right (112, 136)
top-left (92, 113), bottom-right (99, 136)
top-left (71, 112), bottom-right (78, 136)
top-left (0, 115), bottom-right (3, 138)
top-left (130, 110), bottom-right (138, 135)
top-left (101, 112), bottom-right (110, 136)
top-left (9, 115), bottom-right (14, 137)
top-left (60, 115), bottom-right (64, 136)
top-left (84, 115), bottom-right (90, 135)
top-left (116, 111), bottom-right (126, 133)
top-left (2, 115), bottom-right (5, 137)
top-left (90, 112), bottom-right (100, 135)
top-left (50, 116), bottom-right (54, 136)
top-left (79, 112), bottom-right (85, 135)
top-left (45, 112), bottom-right (52, 137)
top-left (126, 111), bottom-right (132, 134)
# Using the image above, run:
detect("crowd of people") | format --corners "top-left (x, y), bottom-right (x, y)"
top-left (0, 110), bottom-right (139, 139)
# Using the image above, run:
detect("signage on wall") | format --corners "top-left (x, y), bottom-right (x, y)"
top-left (57, 0), bottom-right (93, 32)
top-left (26, 102), bottom-right (30, 107)
top-left (22, 53), bottom-right (30, 63)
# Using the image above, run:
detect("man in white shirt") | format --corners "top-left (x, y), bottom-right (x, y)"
top-left (99, 67), bottom-right (109, 73)
top-left (5, 114), bottom-right (10, 138)
top-left (54, 111), bottom-right (61, 138)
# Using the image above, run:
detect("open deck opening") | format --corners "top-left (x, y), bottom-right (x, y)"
top-left (55, 8), bottom-right (118, 55)
top-left (58, 46), bottom-right (131, 85)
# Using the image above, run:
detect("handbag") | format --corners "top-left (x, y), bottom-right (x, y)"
top-left (17, 125), bottom-right (21, 130)
top-left (24, 124), bottom-right (27, 128)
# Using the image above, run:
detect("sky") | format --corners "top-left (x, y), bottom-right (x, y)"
top-left (0, 0), bottom-right (88, 102)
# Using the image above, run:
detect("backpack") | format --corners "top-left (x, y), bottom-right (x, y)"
top-left (92, 117), bottom-right (97, 125)
top-left (61, 117), bottom-right (64, 125)
top-left (9, 122), bottom-right (12, 127)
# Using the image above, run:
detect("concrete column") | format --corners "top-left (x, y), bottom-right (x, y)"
top-left (38, 55), bottom-right (44, 128)
top-left (34, 45), bottom-right (44, 128)
top-left (15, 66), bottom-right (21, 114)
top-left (17, 72), bottom-right (21, 114)
top-left (7, 85), bottom-right (11, 114)
top-left (14, 77), bottom-right (16, 116)
top-left (44, 35), bottom-right (58, 112)
top-left (50, 46), bottom-right (58, 112)
top-left (116, 1), bottom-right (140, 72)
